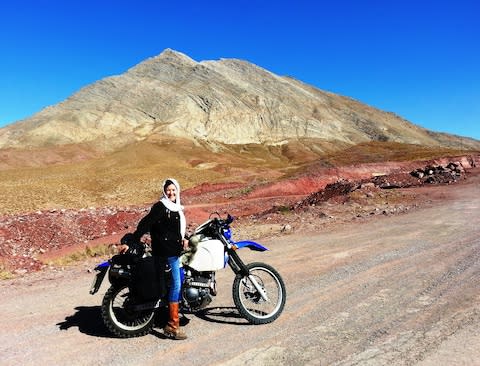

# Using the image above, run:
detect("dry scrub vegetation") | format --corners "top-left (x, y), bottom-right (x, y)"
top-left (0, 139), bottom-right (478, 276)
top-left (0, 140), bottom-right (475, 215)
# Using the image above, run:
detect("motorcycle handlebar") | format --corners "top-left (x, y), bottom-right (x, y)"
top-left (211, 214), bottom-right (235, 230)
top-left (225, 214), bottom-right (234, 225)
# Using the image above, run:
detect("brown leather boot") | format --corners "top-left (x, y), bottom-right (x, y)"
top-left (163, 302), bottom-right (187, 340)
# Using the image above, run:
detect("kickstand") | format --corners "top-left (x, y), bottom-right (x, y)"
top-left (180, 311), bottom-right (190, 326)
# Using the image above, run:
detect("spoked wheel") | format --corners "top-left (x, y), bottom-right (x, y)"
top-left (232, 262), bottom-right (286, 324)
top-left (101, 285), bottom-right (155, 338)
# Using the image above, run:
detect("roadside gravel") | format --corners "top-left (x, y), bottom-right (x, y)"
top-left (0, 170), bottom-right (479, 365)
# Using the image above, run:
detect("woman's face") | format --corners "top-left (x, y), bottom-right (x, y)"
top-left (164, 183), bottom-right (177, 202)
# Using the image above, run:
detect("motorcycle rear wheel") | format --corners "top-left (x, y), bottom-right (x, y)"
top-left (101, 285), bottom-right (155, 338)
top-left (232, 262), bottom-right (286, 324)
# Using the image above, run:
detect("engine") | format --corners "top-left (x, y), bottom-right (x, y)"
top-left (182, 271), bottom-right (216, 311)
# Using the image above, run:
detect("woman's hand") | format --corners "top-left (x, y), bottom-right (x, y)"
top-left (182, 239), bottom-right (189, 251)
top-left (117, 244), bottom-right (129, 254)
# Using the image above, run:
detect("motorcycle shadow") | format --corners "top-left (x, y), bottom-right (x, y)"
top-left (57, 306), bottom-right (112, 338)
top-left (57, 305), bottom-right (170, 339)
top-left (193, 306), bottom-right (251, 325)
top-left (57, 306), bottom-right (249, 339)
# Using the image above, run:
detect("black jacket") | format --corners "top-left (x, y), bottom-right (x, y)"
top-left (133, 201), bottom-right (183, 257)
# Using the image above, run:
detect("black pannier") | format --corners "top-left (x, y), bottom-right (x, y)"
top-left (131, 256), bottom-right (167, 301)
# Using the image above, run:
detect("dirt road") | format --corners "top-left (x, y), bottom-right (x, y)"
top-left (1, 177), bottom-right (479, 365)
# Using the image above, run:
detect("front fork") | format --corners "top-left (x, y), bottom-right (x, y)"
top-left (227, 248), bottom-right (269, 302)
top-left (227, 249), bottom-right (249, 276)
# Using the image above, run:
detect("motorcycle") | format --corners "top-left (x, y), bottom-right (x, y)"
top-left (89, 213), bottom-right (286, 338)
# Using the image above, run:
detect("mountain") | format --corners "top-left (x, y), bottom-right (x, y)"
top-left (1, 49), bottom-right (479, 215)
top-left (2, 49), bottom-right (480, 151)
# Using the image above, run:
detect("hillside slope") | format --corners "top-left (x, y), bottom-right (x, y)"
top-left (1, 49), bottom-right (479, 215)
top-left (1, 49), bottom-right (479, 151)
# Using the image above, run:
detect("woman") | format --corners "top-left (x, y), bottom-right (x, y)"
top-left (120, 178), bottom-right (188, 340)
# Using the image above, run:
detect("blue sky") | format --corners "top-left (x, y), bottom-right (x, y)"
top-left (1, 0), bottom-right (479, 140)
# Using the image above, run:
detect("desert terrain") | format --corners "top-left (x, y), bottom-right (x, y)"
top-left (1, 48), bottom-right (479, 365)
top-left (1, 143), bottom-right (477, 274)
top-left (0, 161), bottom-right (479, 365)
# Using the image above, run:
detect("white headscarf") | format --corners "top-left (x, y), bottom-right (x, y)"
top-left (160, 178), bottom-right (186, 238)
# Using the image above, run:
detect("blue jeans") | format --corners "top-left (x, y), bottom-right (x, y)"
top-left (167, 256), bottom-right (182, 302)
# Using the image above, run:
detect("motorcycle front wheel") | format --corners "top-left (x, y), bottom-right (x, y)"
top-left (101, 285), bottom-right (155, 338)
top-left (232, 262), bottom-right (286, 324)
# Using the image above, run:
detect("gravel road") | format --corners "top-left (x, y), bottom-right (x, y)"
top-left (1, 176), bottom-right (479, 366)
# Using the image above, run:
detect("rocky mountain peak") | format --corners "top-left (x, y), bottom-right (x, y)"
top-left (127, 48), bottom-right (198, 77)
top-left (1, 49), bottom-right (479, 151)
